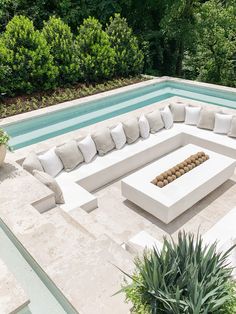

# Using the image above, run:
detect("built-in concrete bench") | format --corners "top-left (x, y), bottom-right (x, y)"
top-left (54, 124), bottom-right (235, 214)
top-left (124, 230), bottom-right (163, 256)
top-left (19, 100), bottom-right (236, 214)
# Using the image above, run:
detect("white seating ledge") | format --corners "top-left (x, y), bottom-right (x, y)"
top-left (21, 106), bottom-right (236, 214)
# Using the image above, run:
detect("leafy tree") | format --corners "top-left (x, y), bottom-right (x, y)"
top-left (42, 16), bottom-right (80, 85)
top-left (160, 0), bottom-right (199, 76)
top-left (106, 14), bottom-right (144, 76)
top-left (184, 0), bottom-right (236, 86)
top-left (76, 16), bottom-right (115, 81)
top-left (2, 15), bottom-right (58, 94)
top-left (119, 0), bottom-right (198, 76)
top-left (0, 0), bottom-right (121, 32)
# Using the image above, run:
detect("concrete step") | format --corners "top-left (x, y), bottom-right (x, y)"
top-left (42, 208), bottom-right (134, 314)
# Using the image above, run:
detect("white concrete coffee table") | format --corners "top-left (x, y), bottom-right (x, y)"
top-left (121, 144), bottom-right (236, 224)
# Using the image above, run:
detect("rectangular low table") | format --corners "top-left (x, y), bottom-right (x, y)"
top-left (121, 144), bottom-right (236, 224)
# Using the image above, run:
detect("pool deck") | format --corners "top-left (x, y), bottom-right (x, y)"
top-left (0, 90), bottom-right (236, 313)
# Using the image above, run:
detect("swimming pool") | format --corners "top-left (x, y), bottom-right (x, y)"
top-left (2, 79), bottom-right (236, 150)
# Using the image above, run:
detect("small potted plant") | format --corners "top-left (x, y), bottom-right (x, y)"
top-left (0, 128), bottom-right (11, 166)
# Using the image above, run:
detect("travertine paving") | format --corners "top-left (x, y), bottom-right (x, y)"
top-left (0, 87), bottom-right (235, 313)
top-left (0, 258), bottom-right (30, 314)
top-left (92, 169), bottom-right (236, 244)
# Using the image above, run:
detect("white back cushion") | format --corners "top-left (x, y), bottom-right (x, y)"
top-left (138, 114), bottom-right (150, 139)
top-left (185, 106), bottom-right (201, 125)
top-left (38, 148), bottom-right (63, 177)
top-left (160, 106), bottom-right (173, 129)
top-left (214, 113), bottom-right (232, 134)
top-left (78, 135), bottom-right (97, 163)
top-left (110, 123), bottom-right (127, 149)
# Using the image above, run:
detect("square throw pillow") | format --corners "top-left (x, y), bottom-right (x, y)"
top-left (33, 170), bottom-right (65, 204)
top-left (197, 108), bottom-right (216, 130)
top-left (78, 135), bottom-right (97, 163)
top-left (213, 113), bottom-right (232, 134)
top-left (160, 106), bottom-right (173, 129)
top-left (185, 106), bottom-right (201, 125)
top-left (170, 103), bottom-right (186, 122)
top-left (92, 128), bottom-right (115, 156)
top-left (55, 140), bottom-right (84, 172)
top-left (122, 117), bottom-right (140, 144)
top-left (138, 114), bottom-right (150, 139)
top-left (145, 109), bottom-right (164, 133)
top-left (22, 151), bottom-right (44, 174)
top-left (38, 148), bottom-right (63, 177)
top-left (228, 116), bottom-right (236, 138)
top-left (110, 123), bottom-right (126, 149)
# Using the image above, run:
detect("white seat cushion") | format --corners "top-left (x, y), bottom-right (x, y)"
top-left (185, 106), bottom-right (201, 125)
top-left (33, 170), bottom-right (64, 204)
top-left (197, 108), bottom-right (216, 130)
top-left (228, 116), bottom-right (236, 138)
top-left (92, 128), bottom-right (115, 156)
top-left (214, 113), bottom-right (232, 134)
top-left (145, 109), bottom-right (164, 133)
top-left (138, 114), bottom-right (150, 139)
top-left (170, 102), bottom-right (186, 122)
top-left (55, 140), bottom-right (84, 172)
top-left (160, 106), bottom-right (173, 129)
top-left (22, 151), bottom-right (44, 174)
top-left (122, 117), bottom-right (140, 144)
top-left (38, 147), bottom-right (63, 177)
top-left (78, 135), bottom-right (97, 163)
top-left (110, 123), bottom-right (127, 149)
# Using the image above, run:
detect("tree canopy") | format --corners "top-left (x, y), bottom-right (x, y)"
top-left (0, 0), bottom-right (235, 88)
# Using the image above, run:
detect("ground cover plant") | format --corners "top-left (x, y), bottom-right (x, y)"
top-left (121, 231), bottom-right (236, 313)
top-left (0, 76), bottom-right (147, 118)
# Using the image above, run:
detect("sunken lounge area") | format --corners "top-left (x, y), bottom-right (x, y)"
top-left (1, 95), bottom-right (236, 313)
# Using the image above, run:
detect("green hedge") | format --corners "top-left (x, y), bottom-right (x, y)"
top-left (2, 15), bottom-right (58, 94)
top-left (42, 16), bottom-right (80, 85)
top-left (0, 15), bottom-right (144, 96)
top-left (76, 17), bottom-right (115, 81)
top-left (106, 14), bottom-right (144, 76)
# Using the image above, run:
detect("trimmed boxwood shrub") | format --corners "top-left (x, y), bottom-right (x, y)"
top-left (42, 16), bottom-right (80, 85)
top-left (0, 40), bottom-right (12, 94)
top-left (76, 17), bottom-right (115, 82)
top-left (2, 15), bottom-right (58, 94)
top-left (106, 14), bottom-right (144, 76)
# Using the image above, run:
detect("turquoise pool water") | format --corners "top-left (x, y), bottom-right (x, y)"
top-left (3, 80), bottom-right (236, 150)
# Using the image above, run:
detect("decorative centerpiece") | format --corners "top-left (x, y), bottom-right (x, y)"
top-left (151, 151), bottom-right (209, 188)
top-left (0, 128), bottom-right (11, 166)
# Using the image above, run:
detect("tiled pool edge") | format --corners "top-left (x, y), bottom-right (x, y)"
top-left (1, 76), bottom-right (236, 128)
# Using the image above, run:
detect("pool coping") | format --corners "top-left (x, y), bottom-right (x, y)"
top-left (1, 76), bottom-right (236, 127)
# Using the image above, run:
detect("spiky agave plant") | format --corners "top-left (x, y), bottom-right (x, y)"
top-left (120, 231), bottom-right (236, 314)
